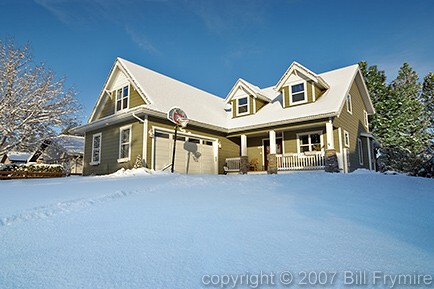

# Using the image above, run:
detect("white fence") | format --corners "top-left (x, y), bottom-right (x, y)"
top-left (276, 152), bottom-right (325, 171)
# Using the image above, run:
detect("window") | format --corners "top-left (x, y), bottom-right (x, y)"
top-left (116, 85), bottom-right (129, 112)
top-left (297, 132), bottom-right (322, 153)
top-left (364, 110), bottom-right (369, 129)
top-left (344, 130), bottom-right (350, 147)
top-left (358, 138), bottom-right (364, 165)
top-left (236, 97), bottom-right (249, 115)
top-left (290, 82), bottom-right (306, 104)
top-left (118, 126), bottom-right (131, 162)
top-left (346, 94), bottom-right (352, 114)
top-left (91, 133), bottom-right (102, 165)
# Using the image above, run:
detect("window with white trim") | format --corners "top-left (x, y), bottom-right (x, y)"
top-left (358, 138), bottom-right (364, 165)
top-left (346, 94), bottom-right (353, 114)
top-left (290, 82), bottom-right (307, 104)
top-left (118, 126), bottom-right (131, 162)
top-left (236, 97), bottom-right (249, 115)
top-left (297, 131), bottom-right (322, 153)
top-left (91, 133), bottom-right (102, 165)
top-left (344, 130), bottom-right (350, 147)
top-left (364, 110), bottom-right (369, 129)
top-left (115, 85), bottom-right (129, 112)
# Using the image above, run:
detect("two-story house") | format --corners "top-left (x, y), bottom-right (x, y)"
top-left (71, 58), bottom-right (376, 175)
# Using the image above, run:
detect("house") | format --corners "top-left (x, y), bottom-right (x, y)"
top-left (29, 135), bottom-right (85, 175)
top-left (0, 152), bottom-right (32, 164)
top-left (71, 58), bottom-right (376, 175)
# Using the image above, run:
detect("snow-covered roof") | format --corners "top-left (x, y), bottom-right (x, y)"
top-left (52, 135), bottom-right (84, 155)
top-left (118, 58), bottom-right (228, 128)
top-left (225, 78), bottom-right (272, 103)
top-left (76, 58), bottom-right (372, 134)
top-left (6, 152), bottom-right (31, 162)
top-left (226, 64), bottom-right (360, 131)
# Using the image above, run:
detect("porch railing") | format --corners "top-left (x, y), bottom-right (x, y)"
top-left (277, 152), bottom-right (325, 171)
top-left (225, 157), bottom-right (241, 172)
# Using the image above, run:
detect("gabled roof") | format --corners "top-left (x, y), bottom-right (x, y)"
top-left (274, 61), bottom-right (330, 91)
top-left (2, 152), bottom-right (31, 163)
top-left (226, 64), bottom-right (367, 132)
top-left (74, 58), bottom-right (374, 135)
top-left (225, 78), bottom-right (272, 103)
top-left (116, 58), bottom-right (228, 128)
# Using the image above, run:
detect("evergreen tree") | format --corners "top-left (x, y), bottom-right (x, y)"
top-left (421, 72), bottom-right (434, 131)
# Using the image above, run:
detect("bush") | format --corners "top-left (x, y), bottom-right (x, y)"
top-left (0, 163), bottom-right (65, 173)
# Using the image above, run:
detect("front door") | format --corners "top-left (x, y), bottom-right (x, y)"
top-left (263, 138), bottom-right (282, 171)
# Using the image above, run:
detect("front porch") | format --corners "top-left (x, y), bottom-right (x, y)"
top-left (224, 119), bottom-right (344, 174)
top-left (225, 152), bottom-right (326, 173)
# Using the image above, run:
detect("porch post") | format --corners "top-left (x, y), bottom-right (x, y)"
top-left (367, 137), bottom-right (373, 171)
top-left (240, 134), bottom-right (249, 174)
top-left (326, 118), bottom-right (334, 149)
top-left (325, 117), bottom-right (339, 173)
top-left (267, 130), bottom-right (278, 174)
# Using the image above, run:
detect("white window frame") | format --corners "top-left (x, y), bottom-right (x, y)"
top-left (118, 125), bottom-right (132, 163)
top-left (344, 130), bottom-right (350, 148)
top-left (296, 130), bottom-right (324, 154)
top-left (289, 80), bottom-right (307, 105)
top-left (346, 94), bottom-right (353, 114)
top-left (235, 96), bottom-right (250, 116)
top-left (363, 110), bottom-right (369, 130)
top-left (358, 138), bottom-right (364, 165)
top-left (115, 84), bottom-right (130, 113)
top-left (90, 133), bottom-right (102, 165)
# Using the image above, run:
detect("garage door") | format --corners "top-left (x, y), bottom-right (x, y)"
top-left (153, 130), bottom-right (217, 174)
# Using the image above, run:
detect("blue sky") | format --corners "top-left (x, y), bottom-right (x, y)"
top-left (1, 0), bottom-right (433, 124)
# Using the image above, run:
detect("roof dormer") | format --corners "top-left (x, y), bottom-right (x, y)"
top-left (275, 62), bottom-right (329, 108)
top-left (225, 79), bottom-right (271, 118)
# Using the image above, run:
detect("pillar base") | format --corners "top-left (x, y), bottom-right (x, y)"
top-left (325, 149), bottom-right (340, 173)
top-left (267, 154), bottom-right (278, 174)
top-left (240, 156), bottom-right (249, 174)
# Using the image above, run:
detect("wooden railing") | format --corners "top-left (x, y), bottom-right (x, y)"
top-left (277, 152), bottom-right (325, 171)
top-left (0, 171), bottom-right (65, 180)
top-left (225, 157), bottom-right (241, 172)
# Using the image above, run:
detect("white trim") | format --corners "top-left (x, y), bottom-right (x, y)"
top-left (114, 84), bottom-right (130, 113)
top-left (312, 82), bottom-right (316, 102)
top-left (289, 80), bottom-right (308, 106)
top-left (296, 131), bottom-right (324, 154)
top-left (344, 130), bottom-right (350, 148)
top-left (367, 137), bottom-right (372, 170)
top-left (282, 88), bottom-right (286, 107)
top-left (235, 95), bottom-right (250, 117)
top-left (338, 127), bottom-right (343, 154)
top-left (143, 115), bottom-right (148, 167)
top-left (363, 110), bottom-right (369, 131)
top-left (358, 138), bottom-right (364, 165)
top-left (118, 124), bottom-right (132, 162)
top-left (346, 94), bottom-right (353, 114)
top-left (90, 133), bottom-right (102, 165)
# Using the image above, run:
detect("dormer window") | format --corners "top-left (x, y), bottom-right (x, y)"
top-left (116, 85), bottom-right (129, 112)
top-left (236, 97), bottom-right (249, 116)
top-left (290, 81), bottom-right (307, 105)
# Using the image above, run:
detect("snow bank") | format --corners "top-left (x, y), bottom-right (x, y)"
top-left (0, 171), bottom-right (433, 288)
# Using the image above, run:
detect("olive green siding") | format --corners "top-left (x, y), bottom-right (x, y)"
top-left (282, 77), bottom-right (322, 108)
top-left (283, 128), bottom-right (327, 154)
top-left (255, 98), bottom-right (267, 112)
top-left (146, 116), bottom-right (240, 174)
top-left (83, 120), bottom-right (144, 175)
top-left (246, 137), bottom-right (264, 171)
top-left (334, 81), bottom-right (370, 171)
top-left (94, 85), bottom-right (145, 120)
top-left (231, 95), bottom-right (255, 118)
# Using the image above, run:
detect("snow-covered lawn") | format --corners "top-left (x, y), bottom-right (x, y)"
top-left (0, 170), bottom-right (433, 288)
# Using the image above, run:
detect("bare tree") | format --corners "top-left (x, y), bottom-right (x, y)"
top-left (0, 39), bottom-right (81, 155)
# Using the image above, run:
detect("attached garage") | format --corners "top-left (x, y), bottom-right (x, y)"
top-left (152, 128), bottom-right (218, 174)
